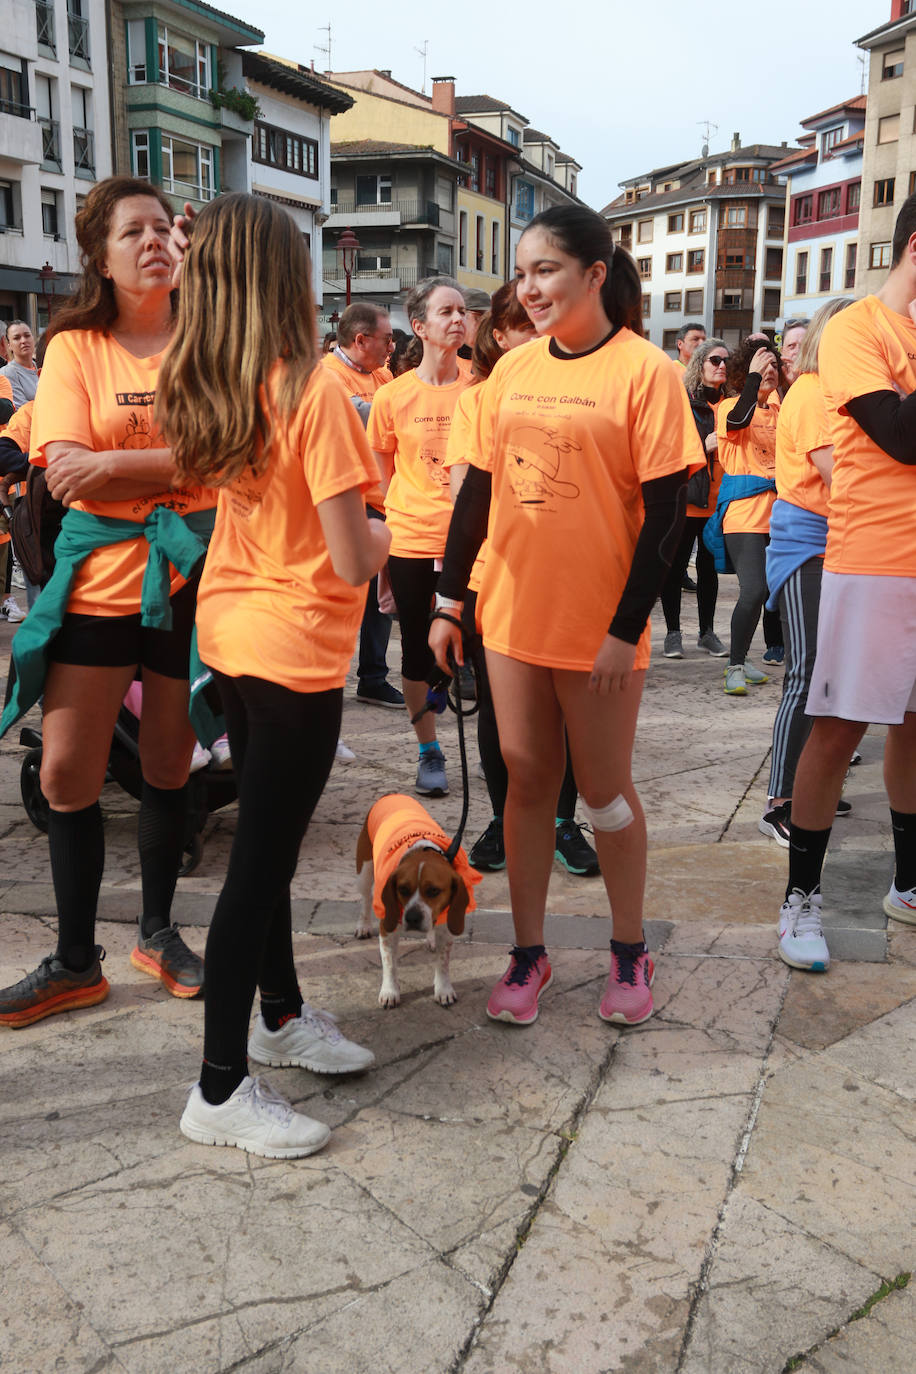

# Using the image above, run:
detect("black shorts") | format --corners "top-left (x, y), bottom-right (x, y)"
top-left (48, 577), bottom-right (198, 679)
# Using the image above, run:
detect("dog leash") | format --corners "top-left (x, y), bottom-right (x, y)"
top-left (413, 613), bottom-right (478, 863)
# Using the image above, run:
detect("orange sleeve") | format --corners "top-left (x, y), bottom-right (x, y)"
top-left (628, 349), bottom-right (703, 483)
top-left (716, 399), bottom-right (739, 473)
top-left (470, 369), bottom-right (500, 474)
top-left (3, 400), bottom-right (32, 454)
top-left (29, 334), bottom-right (92, 467)
top-left (0, 375), bottom-right (12, 406)
top-left (819, 306), bottom-right (895, 414)
top-left (792, 383), bottom-right (830, 457)
top-left (443, 386), bottom-right (479, 468)
top-left (299, 368), bottom-right (380, 504)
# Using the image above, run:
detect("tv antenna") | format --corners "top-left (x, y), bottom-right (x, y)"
top-left (315, 22), bottom-right (331, 72)
top-left (415, 39), bottom-right (429, 93)
top-left (697, 120), bottom-right (718, 158)
top-left (857, 52), bottom-right (866, 95)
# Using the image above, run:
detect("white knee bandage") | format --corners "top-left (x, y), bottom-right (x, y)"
top-left (582, 794), bottom-right (634, 832)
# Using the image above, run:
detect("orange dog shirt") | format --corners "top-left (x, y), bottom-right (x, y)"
top-left (367, 794), bottom-right (481, 924)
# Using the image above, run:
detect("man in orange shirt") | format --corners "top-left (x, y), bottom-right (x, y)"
top-left (778, 194), bottom-right (916, 972)
top-left (322, 304), bottom-right (403, 710)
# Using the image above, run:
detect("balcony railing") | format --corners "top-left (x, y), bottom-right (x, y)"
top-left (67, 11), bottom-right (90, 62)
top-left (0, 97), bottom-right (32, 119)
top-left (322, 265), bottom-right (429, 290)
top-left (329, 199), bottom-right (442, 225)
top-left (40, 116), bottom-right (61, 167)
top-left (36, 0), bottom-right (55, 50)
top-left (73, 124), bottom-right (94, 174)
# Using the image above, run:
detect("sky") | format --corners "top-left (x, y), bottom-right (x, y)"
top-left (229, 0), bottom-right (890, 208)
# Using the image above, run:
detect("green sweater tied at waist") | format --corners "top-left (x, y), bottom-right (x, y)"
top-left (1, 503), bottom-right (218, 742)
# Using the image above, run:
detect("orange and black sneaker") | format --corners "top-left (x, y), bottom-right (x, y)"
top-left (130, 925), bottom-right (204, 998)
top-left (0, 948), bottom-right (109, 1029)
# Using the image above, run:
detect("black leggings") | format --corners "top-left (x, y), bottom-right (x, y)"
top-left (201, 672), bottom-right (341, 1080)
top-left (724, 531), bottom-right (782, 665)
top-left (660, 515), bottom-right (718, 635)
top-left (387, 554), bottom-right (439, 682)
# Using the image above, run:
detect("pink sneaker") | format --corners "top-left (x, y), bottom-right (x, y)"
top-left (599, 942), bottom-right (655, 1025)
top-left (486, 946), bottom-right (552, 1024)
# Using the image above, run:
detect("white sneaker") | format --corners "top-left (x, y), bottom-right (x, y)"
top-left (778, 889), bottom-right (829, 971)
top-left (335, 738), bottom-right (356, 763)
top-left (248, 1005), bottom-right (375, 1074)
top-left (189, 742), bottom-right (211, 773)
top-left (209, 734), bottom-right (232, 769)
top-left (179, 1075), bottom-right (330, 1158)
top-left (883, 882), bottom-right (916, 926)
top-left (2, 596), bottom-right (25, 623)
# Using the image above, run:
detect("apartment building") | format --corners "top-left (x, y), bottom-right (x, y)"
top-left (601, 137), bottom-right (791, 353)
top-left (772, 98), bottom-right (864, 320)
top-left (855, 1), bottom-right (916, 291)
top-left (1, 0), bottom-right (112, 329)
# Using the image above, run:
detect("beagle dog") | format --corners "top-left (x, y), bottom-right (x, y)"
top-left (355, 794), bottom-right (481, 1008)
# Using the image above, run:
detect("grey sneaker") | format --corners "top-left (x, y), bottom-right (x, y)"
top-left (663, 631), bottom-right (684, 658)
top-left (416, 746), bottom-right (448, 796)
top-left (697, 630), bottom-right (727, 657)
top-left (248, 1006), bottom-right (375, 1074)
top-left (743, 659), bottom-right (769, 685)
top-left (724, 665), bottom-right (747, 695)
top-left (180, 1076), bottom-right (330, 1158)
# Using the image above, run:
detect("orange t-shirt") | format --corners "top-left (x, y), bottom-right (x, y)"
top-left (444, 384), bottom-right (486, 594)
top-left (472, 331), bottom-right (700, 672)
top-left (717, 392), bottom-right (779, 535)
top-left (366, 793), bottom-right (480, 924)
top-left (819, 294), bottom-right (916, 577)
top-left (774, 372), bottom-right (830, 520)
top-left (321, 350), bottom-right (391, 404)
top-left (195, 363), bottom-right (379, 693)
top-left (0, 373), bottom-right (12, 409)
top-left (30, 330), bottom-right (216, 616)
top-left (367, 367), bottom-right (470, 558)
top-left (2, 399), bottom-right (32, 455)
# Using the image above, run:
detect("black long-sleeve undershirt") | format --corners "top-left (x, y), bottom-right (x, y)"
top-left (437, 464), bottom-right (689, 648)
top-left (725, 372), bottom-right (764, 431)
top-left (846, 390), bottom-right (916, 465)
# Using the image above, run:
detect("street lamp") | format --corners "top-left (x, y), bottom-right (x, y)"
top-left (335, 227), bottom-right (361, 307)
top-left (38, 261), bottom-right (58, 325)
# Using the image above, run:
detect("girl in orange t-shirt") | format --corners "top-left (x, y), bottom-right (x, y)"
top-left (158, 193), bottom-right (389, 1158)
top-left (431, 206), bottom-right (697, 1030)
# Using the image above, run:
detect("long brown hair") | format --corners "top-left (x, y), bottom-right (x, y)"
top-left (48, 176), bottom-right (176, 340)
top-left (156, 192), bottom-right (318, 486)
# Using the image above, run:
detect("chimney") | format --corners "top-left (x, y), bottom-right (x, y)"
top-left (731, 131), bottom-right (740, 151)
top-left (431, 76), bottom-right (456, 117)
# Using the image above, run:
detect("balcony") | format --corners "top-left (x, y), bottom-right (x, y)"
top-left (40, 117), bottom-right (61, 170)
top-left (0, 107), bottom-right (43, 166)
top-left (67, 11), bottom-right (90, 64)
top-left (36, 0), bottom-right (56, 52)
top-left (322, 264), bottom-right (429, 294)
top-left (325, 199), bottom-right (443, 230)
top-left (73, 125), bottom-right (94, 177)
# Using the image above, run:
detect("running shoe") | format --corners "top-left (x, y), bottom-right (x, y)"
top-left (469, 817), bottom-right (505, 871)
top-left (2, 596), bottom-right (25, 623)
top-left (762, 646), bottom-right (785, 666)
top-left (759, 802), bottom-right (790, 847)
top-left (697, 630), bottom-right (727, 657)
top-left (248, 1005), bottom-right (375, 1074)
top-left (663, 631), bottom-right (684, 659)
top-left (355, 680), bottom-right (404, 709)
top-left (189, 742), bottom-right (211, 773)
top-left (599, 942), bottom-right (655, 1025)
top-left (835, 798), bottom-right (852, 818)
top-left (849, 750), bottom-right (862, 766)
top-left (416, 746), bottom-right (448, 796)
top-left (724, 665), bottom-right (747, 695)
top-left (131, 926), bottom-right (204, 998)
top-left (744, 660), bottom-right (769, 685)
top-left (335, 738), bottom-right (356, 763)
top-left (209, 734), bottom-right (232, 769)
top-left (180, 1076), bottom-right (330, 1158)
top-left (682, 573), bottom-right (697, 592)
top-left (0, 947), bottom-right (109, 1028)
top-left (777, 890), bottom-right (829, 971)
top-left (883, 883), bottom-right (916, 926)
top-left (486, 947), bottom-right (552, 1024)
top-left (555, 820), bottom-right (600, 876)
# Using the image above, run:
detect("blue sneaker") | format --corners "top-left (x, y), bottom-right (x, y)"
top-left (762, 646), bottom-right (785, 666)
top-left (416, 746), bottom-right (448, 797)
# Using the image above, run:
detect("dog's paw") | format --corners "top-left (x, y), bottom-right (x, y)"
top-left (354, 923), bottom-right (373, 940)
top-left (434, 979), bottom-right (457, 1007)
top-left (379, 981), bottom-right (401, 1008)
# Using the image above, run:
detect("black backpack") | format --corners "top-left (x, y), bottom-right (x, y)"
top-left (9, 465), bottom-right (65, 589)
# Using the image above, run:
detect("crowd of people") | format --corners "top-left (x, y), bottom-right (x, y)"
top-left (0, 175), bottom-right (912, 1161)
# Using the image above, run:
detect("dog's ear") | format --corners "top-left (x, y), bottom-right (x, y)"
top-left (446, 875), bottom-right (470, 936)
top-left (380, 874), bottom-right (402, 933)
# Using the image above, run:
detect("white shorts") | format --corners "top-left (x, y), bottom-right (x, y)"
top-left (806, 571), bottom-right (916, 724)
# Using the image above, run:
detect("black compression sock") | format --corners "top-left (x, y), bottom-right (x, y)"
top-left (890, 809), bottom-right (916, 892)
top-left (785, 822), bottom-right (832, 903)
top-left (610, 938), bottom-right (648, 957)
top-left (49, 803), bottom-right (104, 972)
top-left (259, 991), bottom-right (304, 1032)
top-left (199, 1059), bottom-right (248, 1106)
top-left (138, 781), bottom-right (189, 939)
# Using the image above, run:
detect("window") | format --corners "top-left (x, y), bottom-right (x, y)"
top-left (818, 247), bottom-right (833, 293)
top-left (878, 114), bottom-right (900, 144)
top-left (506, 125), bottom-right (520, 148)
top-left (725, 252), bottom-right (746, 268)
top-left (817, 187), bottom-right (841, 219)
top-left (795, 250), bottom-right (808, 295)
top-left (157, 24), bottom-right (210, 99)
top-left (356, 254), bottom-right (391, 273)
top-left (793, 195), bottom-right (813, 225)
top-left (662, 329), bottom-right (679, 351)
top-left (36, 1), bottom-right (55, 53)
top-left (666, 252), bottom-right (683, 272)
top-left (469, 151), bottom-right (480, 192)
top-left (821, 127), bottom-right (842, 155)
top-left (437, 241), bottom-right (453, 274)
top-left (72, 86), bottom-right (93, 175)
top-left (845, 242), bottom-right (857, 289)
top-left (485, 161), bottom-right (496, 200)
top-left (664, 291), bottom-right (682, 312)
top-left (689, 208), bottom-right (706, 233)
top-left (667, 212), bottom-right (684, 233)
top-left (458, 210), bottom-right (467, 267)
top-left (514, 180), bottom-right (534, 221)
top-left (476, 215), bottom-right (485, 271)
top-left (687, 249), bottom-right (704, 274)
top-left (161, 134), bottom-right (214, 201)
top-left (870, 242), bottom-right (891, 270)
top-left (637, 219), bottom-right (653, 243)
top-left (254, 121), bottom-right (319, 179)
top-left (131, 130), bottom-right (150, 181)
top-left (491, 221), bottom-right (499, 275)
top-left (0, 178), bottom-right (20, 231)
top-left (685, 289), bottom-right (703, 313)
top-left (641, 293), bottom-right (651, 318)
top-left (637, 257), bottom-right (651, 280)
top-left (722, 290), bottom-right (743, 310)
top-left (765, 247), bottom-right (782, 279)
top-left (911, 171), bottom-right (916, 196)
top-left (67, 0), bottom-right (90, 63)
top-left (127, 19), bottom-right (147, 83)
top-left (883, 48), bottom-right (904, 79)
top-left (707, 170), bottom-right (717, 186)
top-left (616, 223), bottom-right (632, 250)
top-left (768, 207), bottom-right (785, 238)
top-left (725, 205), bottom-right (746, 227)
top-left (763, 288), bottom-right (781, 319)
top-left (0, 55), bottom-right (27, 117)
top-left (874, 178), bottom-right (895, 207)
top-left (847, 181), bottom-right (861, 213)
